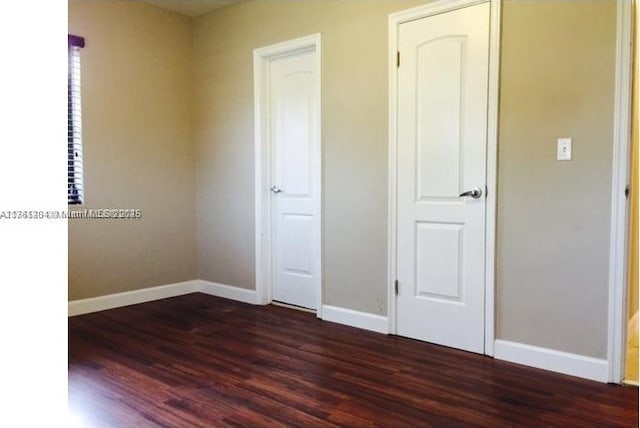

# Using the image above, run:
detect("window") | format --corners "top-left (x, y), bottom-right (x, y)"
top-left (68, 34), bottom-right (85, 204)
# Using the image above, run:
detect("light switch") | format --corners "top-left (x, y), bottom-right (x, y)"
top-left (557, 138), bottom-right (572, 161)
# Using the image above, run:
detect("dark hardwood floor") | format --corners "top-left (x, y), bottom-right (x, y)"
top-left (69, 293), bottom-right (638, 427)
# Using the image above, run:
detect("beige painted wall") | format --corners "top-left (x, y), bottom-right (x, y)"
top-left (194, 0), bottom-right (423, 314)
top-left (496, 0), bottom-right (617, 358)
top-left (68, 1), bottom-right (196, 300)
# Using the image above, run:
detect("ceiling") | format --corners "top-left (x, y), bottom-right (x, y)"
top-left (140, 0), bottom-right (246, 17)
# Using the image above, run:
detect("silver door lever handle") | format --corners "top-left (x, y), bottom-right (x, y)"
top-left (459, 187), bottom-right (483, 199)
top-left (270, 186), bottom-right (283, 194)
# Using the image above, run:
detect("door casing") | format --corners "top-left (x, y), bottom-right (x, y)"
top-left (253, 33), bottom-right (323, 316)
top-left (607, 0), bottom-right (634, 384)
top-left (388, 0), bottom-right (501, 355)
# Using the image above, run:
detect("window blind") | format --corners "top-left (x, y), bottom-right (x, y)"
top-left (68, 35), bottom-right (84, 204)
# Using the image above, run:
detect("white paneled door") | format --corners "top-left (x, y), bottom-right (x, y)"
top-left (269, 49), bottom-right (319, 310)
top-left (396, 3), bottom-right (490, 353)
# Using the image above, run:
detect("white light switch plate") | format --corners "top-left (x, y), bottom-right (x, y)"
top-left (557, 138), bottom-right (572, 161)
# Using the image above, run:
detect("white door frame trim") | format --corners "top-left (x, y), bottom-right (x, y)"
top-left (387, 0), bottom-right (501, 355)
top-left (253, 33), bottom-right (323, 317)
top-left (607, 0), bottom-right (633, 384)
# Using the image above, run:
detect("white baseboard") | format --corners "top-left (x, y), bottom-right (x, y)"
top-left (69, 279), bottom-right (259, 316)
top-left (68, 280), bottom-right (200, 316)
top-left (321, 305), bottom-right (388, 334)
top-left (494, 339), bottom-right (609, 383)
top-left (197, 280), bottom-right (258, 305)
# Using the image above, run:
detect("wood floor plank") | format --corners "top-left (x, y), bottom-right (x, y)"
top-left (69, 293), bottom-right (638, 427)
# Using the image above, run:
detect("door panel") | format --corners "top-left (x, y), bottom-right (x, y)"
top-left (416, 36), bottom-right (465, 199)
top-left (270, 50), bottom-right (318, 309)
top-left (280, 213), bottom-right (313, 276)
top-left (276, 70), bottom-right (312, 196)
top-left (415, 222), bottom-right (464, 301)
top-left (396, 3), bottom-right (490, 353)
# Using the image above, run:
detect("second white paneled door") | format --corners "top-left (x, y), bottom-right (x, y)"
top-left (268, 48), bottom-right (320, 310)
top-left (395, 3), bottom-right (491, 353)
